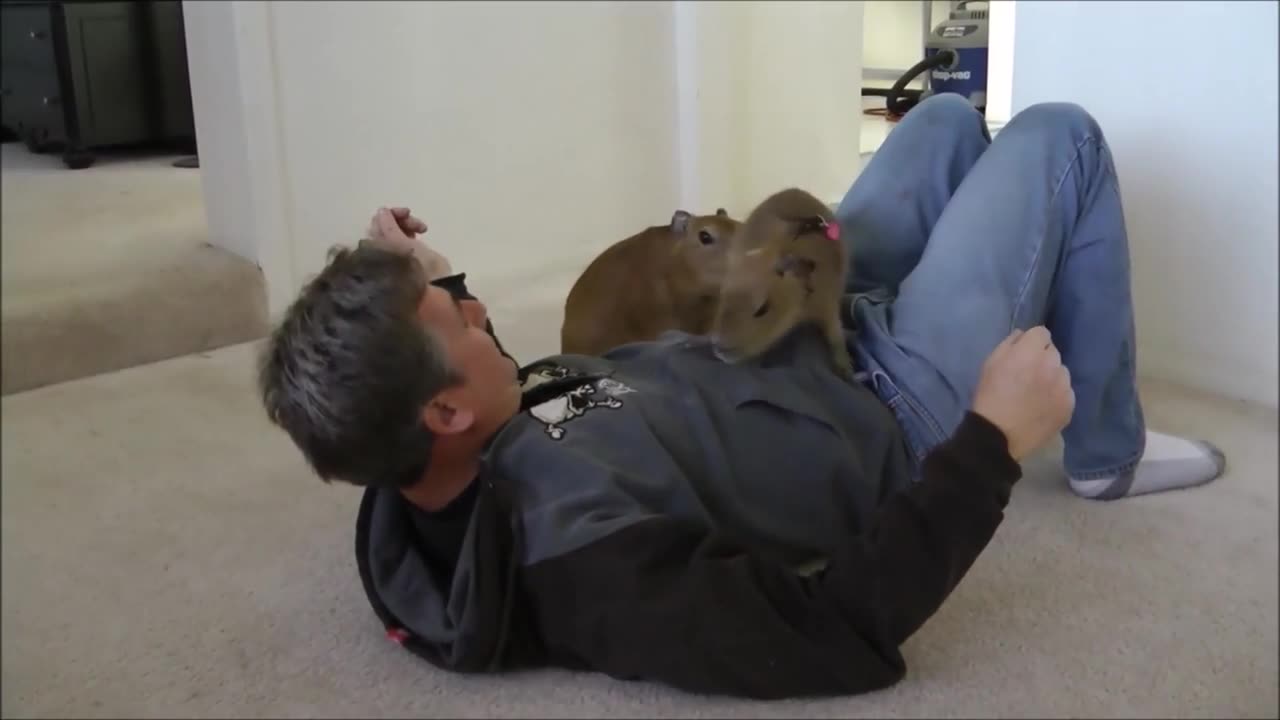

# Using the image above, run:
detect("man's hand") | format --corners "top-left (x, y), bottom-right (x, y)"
top-left (971, 326), bottom-right (1075, 462)
top-left (365, 206), bottom-right (454, 280)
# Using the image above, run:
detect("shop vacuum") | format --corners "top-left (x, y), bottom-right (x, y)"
top-left (863, 1), bottom-right (989, 119)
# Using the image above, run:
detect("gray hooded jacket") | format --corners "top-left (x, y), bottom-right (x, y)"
top-left (355, 278), bottom-right (1021, 700)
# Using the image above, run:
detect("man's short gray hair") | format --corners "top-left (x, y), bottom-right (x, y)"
top-left (258, 243), bottom-right (461, 488)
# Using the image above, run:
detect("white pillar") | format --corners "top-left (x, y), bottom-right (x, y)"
top-left (984, 0), bottom-right (1017, 133)
top-left (183, 0), bottom-right (295, 318)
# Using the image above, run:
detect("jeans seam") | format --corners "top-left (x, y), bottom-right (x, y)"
top-left (1069, 144), bottom-right (1122, 253)
top-left (1009, 133), bottom-right (1098, 331)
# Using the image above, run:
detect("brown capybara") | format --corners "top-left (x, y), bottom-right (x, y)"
top-left (560, 208), bottom-right (741, 356)
top-left (710, 187), bottom-right (853, 380)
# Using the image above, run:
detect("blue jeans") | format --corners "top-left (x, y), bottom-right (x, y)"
top-left (837, 94), bottom-right (1145, 480)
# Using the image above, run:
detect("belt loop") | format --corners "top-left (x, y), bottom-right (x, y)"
top-left (870, 369), bottom-right (900, 403)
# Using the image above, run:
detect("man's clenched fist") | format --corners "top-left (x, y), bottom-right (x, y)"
top-left (971, 326), bottom-right (1075, 462)
top-left (365, 206), bottom-right (453, 280)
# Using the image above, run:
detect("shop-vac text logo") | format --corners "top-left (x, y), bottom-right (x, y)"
top-left (932, 69), bottom-right (973, 82)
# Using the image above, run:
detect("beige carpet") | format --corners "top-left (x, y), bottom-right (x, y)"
top-left (0, 143), bottom-right (268, 395)
top-left (2, 267), bottom-right (1277, 718)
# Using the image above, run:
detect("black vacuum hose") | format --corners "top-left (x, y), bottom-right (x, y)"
top-left (861, 49), bottom-right (958, 117)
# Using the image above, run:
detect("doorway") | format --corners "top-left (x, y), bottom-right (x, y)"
top-left (0, 0), bottom-right (267, 395)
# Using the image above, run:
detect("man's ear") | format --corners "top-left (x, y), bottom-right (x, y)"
top-left (670, 210), bottom-right (692, 234)
top-left (421, 391), bottom-right (476, 436)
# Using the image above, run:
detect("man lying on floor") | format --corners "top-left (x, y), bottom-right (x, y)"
top-left (257, 96), bottom-right (1225, 700)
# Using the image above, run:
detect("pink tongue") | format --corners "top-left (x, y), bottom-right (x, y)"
top-left (825, 224), bottom-right (840, 241)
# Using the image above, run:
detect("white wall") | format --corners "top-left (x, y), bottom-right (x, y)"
top-left (677, 1), bottom-right (865, 215)
top-left (267, 1), bottom-right (688, 299)
top-left (1010, 0), bottom-right (1279, 407)
top-left (736, 2), bottom-right (865, 211)
top-left (187, 0), bottom-right (864, 315)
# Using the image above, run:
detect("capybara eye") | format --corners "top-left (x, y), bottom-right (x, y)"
top-left (797, 217), bottom-right (827, 235)
top-left (698, 230), bottom-right (715, 245)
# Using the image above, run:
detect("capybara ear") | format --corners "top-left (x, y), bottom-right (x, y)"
top-left (670, 210), bottom-right (692, 234)
top-left (716, 208), bottom-right (728, 217)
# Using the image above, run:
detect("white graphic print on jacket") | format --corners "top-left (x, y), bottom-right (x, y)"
top-left (525, 371), bottom-right (635, 440)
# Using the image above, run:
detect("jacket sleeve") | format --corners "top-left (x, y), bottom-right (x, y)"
top-left (519, 411), bottom-right (1022, 699)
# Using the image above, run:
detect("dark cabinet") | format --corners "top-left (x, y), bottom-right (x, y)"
top-left (0, 0), bottom-right (195, 169)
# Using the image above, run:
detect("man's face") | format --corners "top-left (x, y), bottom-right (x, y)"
top-left (416, 285), bottom-right (520, 427)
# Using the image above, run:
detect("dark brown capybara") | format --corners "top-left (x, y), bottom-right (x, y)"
top-left (710, 187), bottom-right (853, 380)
